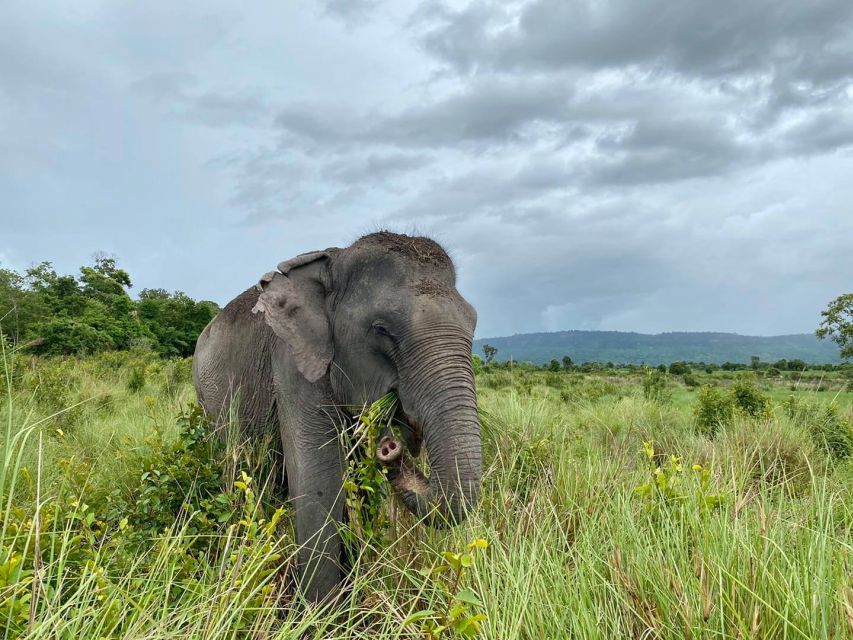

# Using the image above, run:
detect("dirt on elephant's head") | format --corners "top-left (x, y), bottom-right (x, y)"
top-left (355, 231), bottom-right (454, 270)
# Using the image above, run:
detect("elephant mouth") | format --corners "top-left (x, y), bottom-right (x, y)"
top-left (384, 395), bottom-right (423, 459)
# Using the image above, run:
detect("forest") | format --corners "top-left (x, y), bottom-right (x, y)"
top-left (0, 258), bottom-right (218, 357)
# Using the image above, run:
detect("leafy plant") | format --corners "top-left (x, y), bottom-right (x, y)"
top-left (642, 368), bottom-right (671, 403)
top-left (406, 538), bottom-right (489, 638)
top-left (126, 366), bottom-right (146, 393)
top-left (783, 396), bottom-right (853, 460)
top-left (342, 393), bottom-right (398, 547)
top-left (634, 441), bottom-right (725, 513)
top-left (694, 385), bottom-right (733, 437)
top-left (730, 377), bottom-right (771, 419)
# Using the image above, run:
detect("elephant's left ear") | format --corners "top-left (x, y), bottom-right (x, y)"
top-left (252, 249), bottom-right (337, 383)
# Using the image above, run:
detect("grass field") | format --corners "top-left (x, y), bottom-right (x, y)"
top-left (1, 348), bottom-right (852, 638)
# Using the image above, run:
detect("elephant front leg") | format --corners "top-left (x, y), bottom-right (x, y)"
top-left (279, 414), bottom-right (346, 603)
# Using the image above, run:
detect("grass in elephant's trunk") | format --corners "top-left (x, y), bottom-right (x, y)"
top-left (341, 392), bottom-right (402, 546)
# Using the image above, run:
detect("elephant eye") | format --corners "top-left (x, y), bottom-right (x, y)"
top-left (372, 322), bottom-right (393, 338)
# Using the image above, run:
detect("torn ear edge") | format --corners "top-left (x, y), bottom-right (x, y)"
top-left (251, 249), bottom-right (336, 382)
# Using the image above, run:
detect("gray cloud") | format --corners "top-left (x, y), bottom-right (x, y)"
top-left (2, 0), bottom-right (852, 341)
top-left (420, 0), bottom-right (853, 86)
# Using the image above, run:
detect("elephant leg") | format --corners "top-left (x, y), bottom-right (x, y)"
top-left (278, 404), bottom-right (346, 603)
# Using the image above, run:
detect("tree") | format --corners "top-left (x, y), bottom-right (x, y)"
top-left (1, 256), bottom-right (218, 357)
top-left (0, 267), bottom-right (47, 342)
top-left (561, 355), bottom-right (573, 371)
top-left (816, 293), bottom-right (853, 360)
top-left (787, 358), bottom-right (807, 371)
top-left (668, 361), bottom-right (690, 375)
top-left (750, 355), bottom-right (760, 370)
top-left (137, 289), bottom-right (219, 357)
top-left (482, 344), bottom-right (497, 364)
top-left (548, 358), bottom-right (561, 372)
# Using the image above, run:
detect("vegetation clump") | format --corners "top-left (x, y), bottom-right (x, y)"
top-left (0, 257), bottom-right (218, 357)
top-left (1, 346), bottom-right (851, 638)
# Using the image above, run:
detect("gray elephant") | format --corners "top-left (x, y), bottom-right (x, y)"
top-left (192, 231), bottom-right (481, 602)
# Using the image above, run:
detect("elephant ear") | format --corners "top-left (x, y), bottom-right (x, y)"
top-left (252, 250), bottom-right (336, 383)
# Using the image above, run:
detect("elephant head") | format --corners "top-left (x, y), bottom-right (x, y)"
top-left (252, 231), bottom-right (481, 526)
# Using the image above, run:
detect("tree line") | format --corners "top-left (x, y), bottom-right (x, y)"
top-left (477, 292), bottom-right (853, 370)
top-left (0, 257), bottom-right (219, 357)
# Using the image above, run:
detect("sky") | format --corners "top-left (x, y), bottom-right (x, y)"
top-left (1, 0), bottom-right (852, 339)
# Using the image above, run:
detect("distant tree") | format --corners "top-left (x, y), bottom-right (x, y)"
top-left (772, 359), bottom-right (788, 370)
top-left (561, 355), bottom-right (573, 371)
top-left (482, 344), bottom-right (497, 364)
top-left (816, 293), bottom-right (853, 361)
top-left (2, 257), bottom-right (218, 357)
top-left (656, 364), bottom-right (667, 373)
top-left (137, 289), bottom-right (219, 357)
top-left (0, 267), bottom-right (47, 342)
top-left (750, 355), bottom-right (761, 370)
top-left (787, 358), bottom-right (807, 371)
top-left (548, 358), bottom-right (561, 372)
top-left (668, 361), bottom-right (690, 376)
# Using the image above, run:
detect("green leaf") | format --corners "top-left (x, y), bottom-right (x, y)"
top-left (402, 610), bottom-right (435, 626)
top-left (454, 587), bottom-right (483, 607)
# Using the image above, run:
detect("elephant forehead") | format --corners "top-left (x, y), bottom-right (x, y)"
top-left (413, 277), bottom-right (451, 297)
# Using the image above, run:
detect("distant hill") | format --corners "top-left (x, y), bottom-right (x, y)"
top-left (473, 331), bottom-right (840, 365)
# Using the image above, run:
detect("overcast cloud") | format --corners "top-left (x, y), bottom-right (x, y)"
top-left (1, 0), bottom-right (852, 338)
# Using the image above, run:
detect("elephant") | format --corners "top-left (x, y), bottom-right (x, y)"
top-left (192, 231), bottom-right (481, 602)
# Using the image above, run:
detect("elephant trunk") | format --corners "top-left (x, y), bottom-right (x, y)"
top-left (380, 342), bottom-right (481, 526)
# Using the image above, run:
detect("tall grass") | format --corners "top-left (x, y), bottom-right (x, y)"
top-left (1, 349), bottom-right (851, 638)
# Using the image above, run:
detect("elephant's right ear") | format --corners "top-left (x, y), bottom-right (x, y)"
top-left (251, 250), bottom-right (336, 383)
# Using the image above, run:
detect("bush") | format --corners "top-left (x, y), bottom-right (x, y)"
top-left (126, 367), bottom-right (146, 393)
top-left (480, 371), bottom-right (511, 389)
top-left (730, 378), bottom-right (771, 419)
top-left (783, 396), bottom-right (853, 460)
top-left (694, 385), bottom-right (733, 437)
top-left (544, 373), bottom-right (564, 389)
top-left (668, 361), bottom-right (690, 375)
top-left (642, 369), bottom-right (671, 403)
top-left (29, 318), bottom-right (115, 355)
top-left (682, 373), bottom-right (699, 388)
top-left (559, 375), bottom-right (618, 403)
top-left (162, 357), bottom-right (193, 394)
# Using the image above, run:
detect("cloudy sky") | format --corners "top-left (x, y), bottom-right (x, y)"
top-left (2, 0), bottom-right (852, 338)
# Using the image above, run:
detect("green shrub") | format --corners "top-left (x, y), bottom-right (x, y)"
top-left (544, 373), bottom-right (564, 389)
top-left (126, 366), bottom-right (146, 393)
top-left (559, 375), bottom-right (618, 403)
top-left (783, 396), bottom-right (853, 460)
top-left (694, 385), bottom-right (733, 437)
top-left (111, 404), bottom-right (239, 545)
top-left (668, 361), bottom-right (690, 376)
top-left (682, 373), bottom-right (699, 388)
top-left (730, 378), bottom-right (771, 419)
top-left (642, 369), bottom-right (671, 403)
top-left (480, 371), bottom-right (511, 389)
top-left (162, 357), bottom-right (193, 395)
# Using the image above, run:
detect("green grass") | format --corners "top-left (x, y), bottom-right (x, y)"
top-left (1, 350), bottom-right (852, 638)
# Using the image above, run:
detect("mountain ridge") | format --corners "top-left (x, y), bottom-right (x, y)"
top-left (472, 330), bottom-right (840, 365)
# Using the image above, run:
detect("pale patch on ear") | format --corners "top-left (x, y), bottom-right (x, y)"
top-left (252, 254), bottom-right (334, 383)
